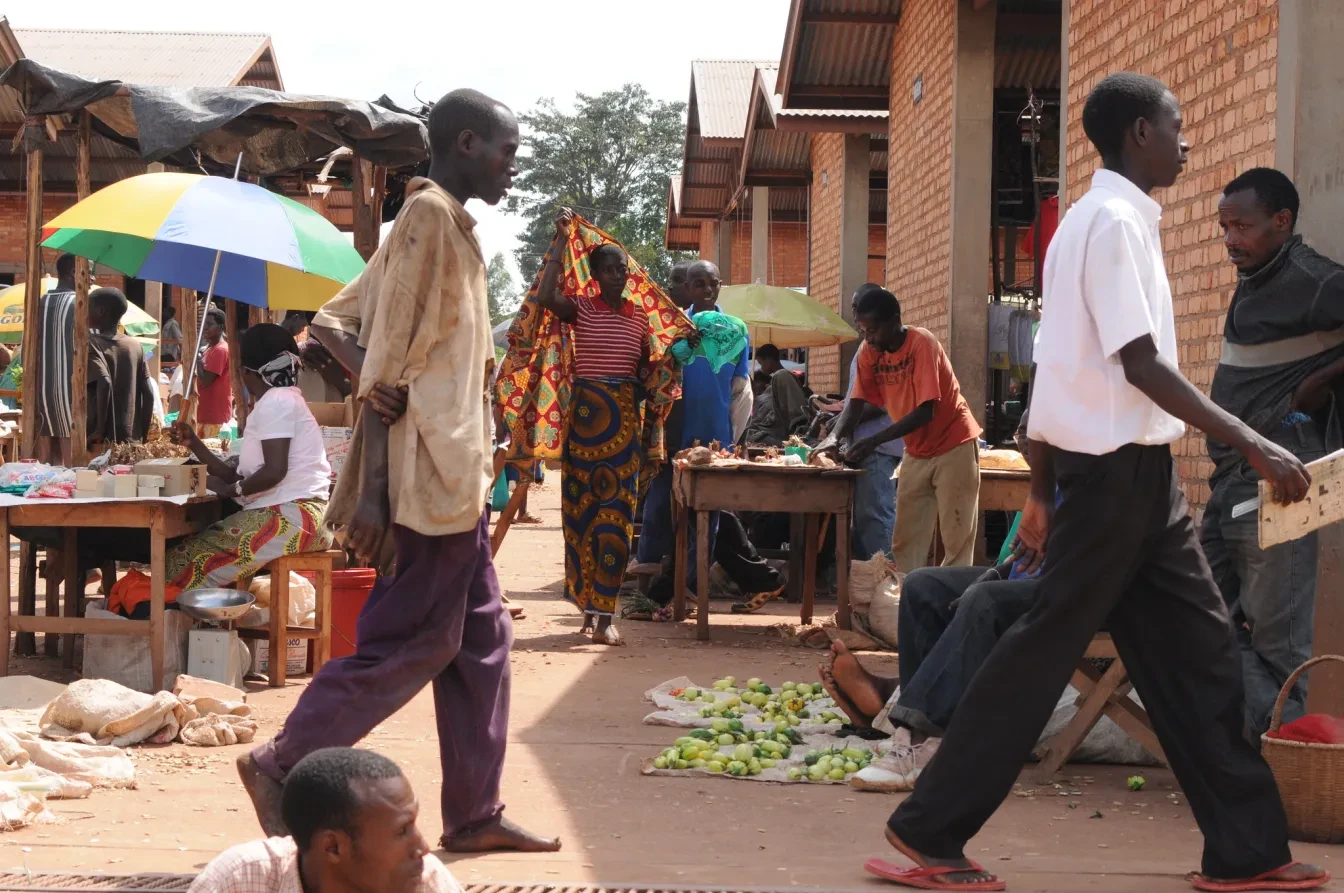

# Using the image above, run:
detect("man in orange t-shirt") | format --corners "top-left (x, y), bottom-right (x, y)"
top-left (834, 285), bottom-right (982, 571)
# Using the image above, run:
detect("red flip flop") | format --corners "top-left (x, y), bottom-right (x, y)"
top-left (865, 857), bottom-right (1007, 891)
top-left (1189, 863), bottom-right (1331, 892)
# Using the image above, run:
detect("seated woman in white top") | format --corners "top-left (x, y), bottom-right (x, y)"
top-left (165, 324), bottom-right (333, 590)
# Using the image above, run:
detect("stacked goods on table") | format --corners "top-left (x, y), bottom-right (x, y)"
top-left (642, 675), bottom-right (887, 784)
top-left (0, 449), bottom-right (206, 502)
top-left (978, 449), bottom-right (1029, 471)
top-left (676, 437), bottom-right (839, 470)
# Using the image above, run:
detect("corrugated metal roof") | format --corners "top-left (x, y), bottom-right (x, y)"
top-left (777, 0), bottom-right (900, 110)
top-left (691, 60), bottom-right (771, 141)
top-left (12, 28), bottom-right (277, 88)
top-left (995, 31), bottom-right (1061, 90)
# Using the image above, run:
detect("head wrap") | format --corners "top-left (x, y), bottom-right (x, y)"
top-left (253, 352), bottom-right (302, 389)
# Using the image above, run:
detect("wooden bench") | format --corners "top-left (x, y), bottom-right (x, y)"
top-left (238, 550), bottom-right (339, 688)
top-left (1034, 633), bottom-right (1168, 781)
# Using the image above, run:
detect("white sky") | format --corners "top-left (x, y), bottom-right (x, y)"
top-left (18, 0), bottom-right (791, 283)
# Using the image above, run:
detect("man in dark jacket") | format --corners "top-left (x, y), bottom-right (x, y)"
top-left (1203, 167), bottom-right (1344, 739)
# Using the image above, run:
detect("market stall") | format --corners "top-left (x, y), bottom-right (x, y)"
top-left (672, 453), bottom-right (860, 641)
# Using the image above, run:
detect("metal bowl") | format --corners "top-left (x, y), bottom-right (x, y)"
top-left (177, 588), bottom-right (256, 622)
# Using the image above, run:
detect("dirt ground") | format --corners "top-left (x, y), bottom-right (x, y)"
top-left (0, 482), bottom-right (1336, 892)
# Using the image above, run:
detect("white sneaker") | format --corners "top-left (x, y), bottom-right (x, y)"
top-left (850, 739), bottom-right (939, 793)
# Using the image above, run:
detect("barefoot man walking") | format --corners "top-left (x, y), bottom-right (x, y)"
top-left (237, 88), bottom-right (559, 855)
top-left (868, 73), bottom-right (1327, 893)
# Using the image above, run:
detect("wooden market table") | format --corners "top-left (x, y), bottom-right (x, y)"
top-left (0, 494), bottom-right (222, 690)
top-left (979, 466), bottom-right (1031, 512)
top-left (672, 462), bottom-right (861, 641)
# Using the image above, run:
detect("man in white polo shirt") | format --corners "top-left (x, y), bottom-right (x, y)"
top-left (868, 73), bottom-right (1327, 893)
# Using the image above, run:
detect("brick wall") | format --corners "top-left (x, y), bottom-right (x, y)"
top-left (1066, 0), bottom-right (1278, 509)
top-left (886, 0), bottom-right (956, 346)
top-left (807, 133), bottom-right (846, 396)
top-left (0, 193), bottom-right (79, 280)
top-left (727, 220), bottom-right (809, 288)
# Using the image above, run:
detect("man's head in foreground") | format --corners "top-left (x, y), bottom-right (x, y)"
top-left (282, 747), bottom-right (430, 893)
top-left (685, 260), bottom-right (721, 314)
top-left (1219, 167), bottom-right (1298, 274)
top-left (427, 89), bottom-right (520, 206)
top-left (1081, 72), bottom-right (1188, 192)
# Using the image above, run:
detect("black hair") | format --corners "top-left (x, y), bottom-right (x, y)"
top-left (1223, 167), bottom-right (1299, 227)
top-left (164, 305), bottom-right (176, 320)
top-left (240, 322), bottom-right (299, 370)
top-left (89, 287), bottom-right (128, 324)
top-left (756, 343), bottom-right (781, 362)
top-left (281, 748), bottom-right (404, 850)
top-left (428, 88), bottom-right (510, 156)
top-left (687, 259), bottom-right (719, 279)
top-left (204, 306), bottom-right (226, 328)
top-left (56, 253), bottom-right (77, 280)
top-left (1081, 72), bottom-right (1171, 161)
top-left (853, 285), bottom-right (900, 322)
top-left (589, 243), bottom-right (627, 272)
top-left (670, 260), bottom-right (693, 276)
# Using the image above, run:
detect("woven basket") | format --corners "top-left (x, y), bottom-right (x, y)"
top-left (1261, 654), bottom-right (1344, 843)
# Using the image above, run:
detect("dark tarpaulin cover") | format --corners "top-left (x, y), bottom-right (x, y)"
top-left (2, 59), bottom-right (429, 176)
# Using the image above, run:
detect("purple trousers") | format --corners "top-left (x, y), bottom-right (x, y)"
top-left (252, 511), bottom-right (512, 836)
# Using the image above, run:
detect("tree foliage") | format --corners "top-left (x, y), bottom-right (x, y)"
top-left (486, 252), bottom-right (518, 324)
top-left (506, 85), bottom-right (690, 287)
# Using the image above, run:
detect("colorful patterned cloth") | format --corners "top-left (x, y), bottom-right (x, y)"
top-left (494, 215), bottom-right (694, 487)
top-left (563, 378), bottom-right (642, 617)
top-left (166, 498), bottom-right (333, 590)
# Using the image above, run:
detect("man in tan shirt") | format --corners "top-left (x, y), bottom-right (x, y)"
top-left (238, 88), bottom-right (559, 855)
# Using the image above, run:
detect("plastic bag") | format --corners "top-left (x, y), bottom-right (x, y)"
top-left (246, 572), bottom-right (316, 628)
top-left (0, 463), bottom-right (57, 491)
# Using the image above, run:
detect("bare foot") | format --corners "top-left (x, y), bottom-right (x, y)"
top-left (828, 640), bottom-right (891, 719)
top-left (441, 815), bottom-right (561, 853)
top-left (580, 614), bottom-right (595, 635)
top-left (592, 616), bottom-right (624, 646)
top-left (236, 752), bottom-right (287, 837)
top-left (883, 825), bottom-right (999, 887)
top-left (1190, 862), bottom-right (1330, 891)
top-left (819, 664), bottom-right (872, 728)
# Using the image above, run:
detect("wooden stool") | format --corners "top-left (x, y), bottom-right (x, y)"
top-left (1034, 633), bottom-right (1167, 781)
top-left (239, 551), bottom-right (338, 688)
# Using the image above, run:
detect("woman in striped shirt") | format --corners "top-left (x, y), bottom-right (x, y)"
top-left (537, 209), bottom-right (651, 646)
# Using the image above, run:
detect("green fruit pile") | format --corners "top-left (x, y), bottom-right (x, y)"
top-left (790, 747), bottom-right (875, 782)
top-left (679, 677), bottom-right (847, 727)
top-left (650, 724), bottom-right (799, 776)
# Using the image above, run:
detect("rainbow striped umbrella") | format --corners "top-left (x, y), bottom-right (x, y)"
top-left (41, 172), bottom-right (365, 312)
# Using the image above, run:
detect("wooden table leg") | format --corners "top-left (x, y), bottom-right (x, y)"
top-left (313, 563), bottom-right (332, 674)
top-left (672, 501), bottom-right (688, 622)
top-left (836, 510), bottom-right (851, 630)
top-left (801, 514), bottom-right (818, 626)
top-left (270, 564), bottom-right (290, 688)
top-left (696, 510), bottom-right (710, 641)
top-left (44, 548), bottom-right (61, 657)
top-left (15, 542), bottom-right (34, 656)
top-left (62, 529), bottom-right (79, 669)
top-left (0, 511), bottom-right (10, 675)
top-left (786, 514), bottom-right (804, 604)
top-left (149, 513), bottom-right (166, 693)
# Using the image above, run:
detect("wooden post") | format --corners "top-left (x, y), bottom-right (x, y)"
top-left (70, 111), bottom-right (92, 466)
top-left (225, 300), bottom-right (247, 436)
top-left (143, 162), bottom-right (166, 385)
top-left (351, 157), bottom-right (379, 262)
top-left (20, 115), bottom-right (46, 460)
top-left (248, 306), bottom-right (266, 329)
top-left (180, 290), bottom-right (198, 425)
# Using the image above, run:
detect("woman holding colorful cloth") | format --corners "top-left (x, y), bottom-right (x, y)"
top-left (495, 210), bottom-right (693, 645)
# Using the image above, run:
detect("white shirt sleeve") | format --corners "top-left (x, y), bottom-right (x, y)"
top-left (1082, 212), bottom-right (1159, 361)
top-left (245, 392), bottom-right (299, 442)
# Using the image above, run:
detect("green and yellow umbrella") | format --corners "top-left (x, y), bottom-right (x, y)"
top-left (717, 283), bottom-right (858, 348)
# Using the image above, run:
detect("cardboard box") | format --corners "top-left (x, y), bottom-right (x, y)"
top-left (249, 638), bottom-right (307, 676)
top-left (137, 486), bottom-right (161, 498)
top-left (320, 427), bottom-right (353, 476)
top-left (134, 459), bottom-right (207, 497)
top-left (137, 474), bottom-right (165, 489)
top-left (74, 469), bottom-right (100, 491)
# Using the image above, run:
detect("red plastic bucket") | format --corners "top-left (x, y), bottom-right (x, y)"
top-left (330, 569), bottom-right (378, 659)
